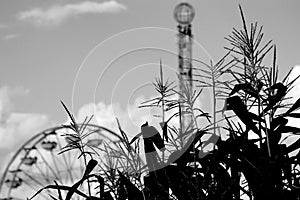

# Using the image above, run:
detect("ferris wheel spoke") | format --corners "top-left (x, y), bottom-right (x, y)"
top-left (66, 150), bottom-right (77, 181)
top-left (55, 133), bottom-right (74, 183)
top-left (0, 125), bottom-right (117, 200)
top-left (79, 157), bottom-right (84, 178)
top-left (21, 170), bottom-right (47, 189)
top-left (35, 148), bottom-right (60, 181)
top-left (33, 162), bottom-right (51, 182)
top-left (50, 151), bottom-right (62, 180)
top-left (69, 150), bottom-right (80, 175)
top-left (20, 178), bottom-right (53, 199)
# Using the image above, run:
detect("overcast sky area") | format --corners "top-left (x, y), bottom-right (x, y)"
top-left (1, 0), bottom-right (300, 180)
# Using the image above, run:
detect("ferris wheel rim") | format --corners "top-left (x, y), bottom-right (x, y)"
top-left (0, 123), bottom-right (119, 198)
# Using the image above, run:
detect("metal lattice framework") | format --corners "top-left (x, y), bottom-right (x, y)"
top-left (174, 2), bottom-right (195, 133)
top-left (0, 124), bottom-right (119, 200)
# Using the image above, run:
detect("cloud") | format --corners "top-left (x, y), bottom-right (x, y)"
top-left (0, 86), bottom-right (51, 173)
top-left (285, 65), bottom-right (300, 125)
top-left (284, 65), bottom-right (300, 106)
top-left (2, 34), bottom-right (19, 41)
top-left (0, 86), bottom-right (28, 122)
top-left (288, 65), bottom-right (300, 84)
top-left (75, 96), bottom-right (167, 138)
top-left (74, 94), bottom-right (206, 140)
top-left (18, 0), bottom-right (127, 27)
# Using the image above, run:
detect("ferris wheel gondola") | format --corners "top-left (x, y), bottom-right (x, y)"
top-left (0, 124), bottom-right (120, 200)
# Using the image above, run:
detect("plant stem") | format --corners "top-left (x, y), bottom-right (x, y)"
top-left (212, 69), bottom-right (217, 138)
top-left (80, 141), bottom-right (92, 196)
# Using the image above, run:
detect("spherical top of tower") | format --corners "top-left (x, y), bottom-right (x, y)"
top-left (174, 2), bottom-right (195, 25)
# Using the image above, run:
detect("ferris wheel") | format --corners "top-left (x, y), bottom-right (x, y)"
top-left (0, 124), bottom-right (120, 200)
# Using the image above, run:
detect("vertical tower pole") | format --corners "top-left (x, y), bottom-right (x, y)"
top-left (174, 3), bottom-right (195, 134)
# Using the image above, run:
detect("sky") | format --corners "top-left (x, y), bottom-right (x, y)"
top-left (1, 0), bottom-right (300, 186)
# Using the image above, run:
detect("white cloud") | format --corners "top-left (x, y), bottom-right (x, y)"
top-left (286, 65), bottom-right (300, 84)
top-left (0, 86), bottom-right (51, 173)
top-left (0, 86), bottom-right (28, 123)
top-left (74, 94), bottom-right (206, 141)
top-left (284, 65), bottom-right (300, 106)
top-left (285, 65), bottom-right (300, 125)
top-left (3, 34), bottom-right (19, 41)
top-left (18, 0), bottom-right (127, 27)
top-left (0, 113), bottom-right (49, 149)
top-left (75, 96), bottom-right (167, 138)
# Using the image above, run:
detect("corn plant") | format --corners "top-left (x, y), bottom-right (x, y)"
top-left (30, 5), bottom-right (300, 200)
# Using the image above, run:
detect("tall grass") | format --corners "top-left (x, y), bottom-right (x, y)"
top-left (30, 5), bottom-right (300, 200)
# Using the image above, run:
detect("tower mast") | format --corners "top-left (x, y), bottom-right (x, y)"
top-left (174, 2), bottom-right (195, 133)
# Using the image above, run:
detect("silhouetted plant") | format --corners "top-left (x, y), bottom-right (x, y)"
top-left (30, 5), bottom-right (300, 200)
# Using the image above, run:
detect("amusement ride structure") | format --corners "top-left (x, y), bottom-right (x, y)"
top-left (0, 2), bottom-right (196, 199)
top-left (174, 2), bottom-right (195, 133)
top-left (0, 125), bottom-right (120, 199)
